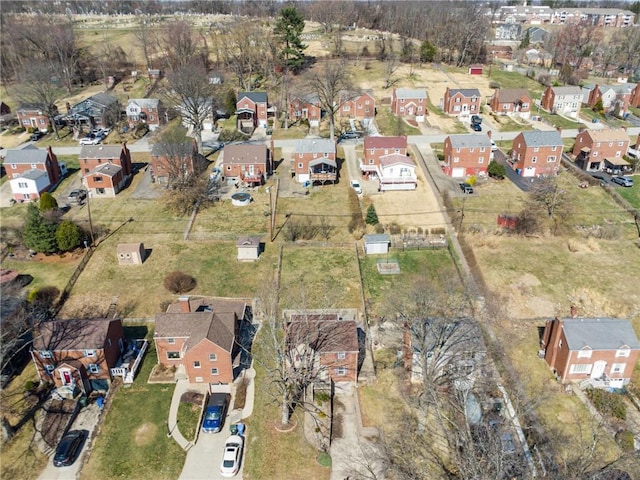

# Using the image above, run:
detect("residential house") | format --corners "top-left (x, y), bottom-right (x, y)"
top-left (236, 91), bottom-right (271, 131)
top-left (292, 139), bottom-right (337, 185)
top-left (487, 45), bottom-right (513, 61)
top-left (147, 68), bottom-right (161, 79)
top-left (540, 85), bottom-right (582, 118)
top-left (283, 309), bottom-right (361, 384)
top-left (221, 143), bottom-right (270, 186)
top-left (288, 94), bottom-right (323, 127)
top-left (572, 128), bottom-right (630, 172)
top-left (30, 318), bottom-right (127, 394)
top-left (443, 134), bottom-right (492, 178)
top-left (490, 88), bottom-right (532, 119)
top-left (126, 98), bottom-right (165, 131)
top-left (151, 141), bottom-right (206, 185)
top-left (541, 316), bottom-right (640, 388)
top-left (154, 296), bottom-right (251, 385)
top-left (377, 155), bottom-right (418, 191)
top-left (361, 136), bottom-right (408, 177)
top-left (631, 84), bottom-right (640, 108)
top-left (79, 143), bottom-right (133, 197)
top-left (5, 146), bottom-right (64, 201)
top-left (16, 103), bottom-right (58, 132)
top-left (495, 23), bottom-right (521, 40)
top-left (64, 92), bottom-right (120, 128)
top-left (337, 90), bottom-right (376, 120)
top-left (391, 88), bottom-right (427, 122)
top-left (510, 130), bottom-right (563, 177)
top-left (442, 88), bottom-right (482, 116)
top-left (581, 84), bottom-right (637, 117)
top-left (524, 26), bottom-right (549, 44)
top-left (178, 97), bottom-right (215, 132)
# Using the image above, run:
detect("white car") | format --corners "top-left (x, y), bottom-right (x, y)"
top-left (79, 135), bottom-right (100, 146)
top-left (350, 179), bottom-right (362, 195)
top-left (491, 141), bottom-right (498, 152)
top-left (220, 435), bottom-right (244, 478)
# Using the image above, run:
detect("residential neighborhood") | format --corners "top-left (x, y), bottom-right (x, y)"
top-left (1, 2), bottom-right (640, 480)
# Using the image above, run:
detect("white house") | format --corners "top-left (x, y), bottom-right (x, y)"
top-left (378, 155), bottom-right (418, 191)
top-left (9, 169), bottom-right (50, 202)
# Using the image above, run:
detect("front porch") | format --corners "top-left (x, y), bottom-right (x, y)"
top-left (110, 339), bottom-right (148, 384)
top-left (309, 158), bottom-right (338, 184)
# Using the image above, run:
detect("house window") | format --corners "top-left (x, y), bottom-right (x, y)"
top-left (616, 348), bottom-right (630, 358)
top-left (592, 152), bottom-right (598, 157)
top-left (167, 351), bottom-right (180, 359)
top-left (88, 364), bottom-right (100, 374)
top-left (31, 163), bottom-right (37, 168)
top-left (547, 156), bottom-right (556, 162)
top-left (40, 351), bottom-right (53, 359)
top-left (399, 107), bottom-right (405, 113)
top-left (480, 147), bottom-right (486, 152)
top-left (10, 164), bottom-right (16, 169)
top-left (84, 349), bottom-right (96, 358)
top-left (577, 349), bottom-right (592, 358)
top-left (454, 157), bottom-right (459, 163)
top-left (193, 361), bottom-right (201, 369)
top-left (551, 146), bottom-right (557, 151)
top-left (611, 363), bottom-right (626, 374)
top-left (531, 156), bottom-right (537, 163)
top-left (479, 157), bottom-right (484, 164)
top-left (97, 188), bottom-right (105, 194)
top-left (211, 368), bottom-right (219, 375)
top-left (209, 353), bottom-right (217, 361)
top-left (455, 98), bottom-right (461, 103)
top-left (335, 367), bottom-right (347, 376)
top-left (168, 338), bottom-right (175, 344)
top-left (533, 147), bottom-right (539, 152)
top-left (18, 182), bottom-right (28, 188)
top-left (337, 352), bottom-right (346, 360)
top-left (44, 365), bottom-right (55, 375)
top-left (618, 141), bottom-right (624, 146)
top-left (195, 377), bottom-right (203, 383)
top-left (570, 363), bottom-right (592, 374)
top-left (94, 177), bottom-right (103, 183)
top-left (298, 163), bottom-right (303, 169)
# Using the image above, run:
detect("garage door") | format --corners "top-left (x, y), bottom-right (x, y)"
top-left (523, 167), bottom-right (536, 177)
top-left (452, 168), bottom-right (466, 178)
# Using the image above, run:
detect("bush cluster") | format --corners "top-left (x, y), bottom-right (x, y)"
top-left (163, 271), bottom-right (197, 294)
top-left (586, 388), bottom-right (627, 420)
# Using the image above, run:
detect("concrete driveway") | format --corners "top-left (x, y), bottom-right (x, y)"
top-left (178, 426), bottom-right (244, 480)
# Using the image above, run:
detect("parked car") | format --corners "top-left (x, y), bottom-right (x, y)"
top-left (339, 131), bottom-right (362, 141)
top-left (220, 434), bottom-right (244, 477)
top-left (202, 393), bottom-right (230, 433)
top-left (471, 123), bottom-right (482, 132)
top-left (611, 176), bottom-right (634, 187)
top-left (592, 174), bottom-right (607, 181)
top-left (491, 141), bottom-right (498, 152)
top-left (53, 430), bottom-right (85, 467)
top-left (459, 182), bottom-right (474, 194)
top-left (30, 131), bottom-right (44, 141)
top-left (350, 179), bottom-right (362, 195)
top-left (79, 135), bottom-right (101, 146)
top-left (68, 189), bottom-right (87, 203)
top-left (471, 115), bottom-right (482, 125)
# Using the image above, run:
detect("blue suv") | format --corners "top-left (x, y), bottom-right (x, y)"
top-left (202, 393), bottom-right (230, 433)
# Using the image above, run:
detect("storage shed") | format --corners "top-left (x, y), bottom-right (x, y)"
top-left (117, 243), bottom-right (146, 265)
top-left (237, 236), bottom-right (262, 261)
top-left (468, 64), bottom-right (483, 75)
top-left (364, 234), bottom-right (390, 255)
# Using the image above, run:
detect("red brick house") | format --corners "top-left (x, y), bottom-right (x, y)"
top-left (79, 143), bottom-right (133, 197)
top-left (572, 128), bottom-right (630, 172)
top-left (442, 88), bottom-right (481, 116)
top-left (293, 138), bottom-right (337, 185)
top-left (337, 91), bottom-right (376, 120)
top-left (17, 103), bottom-right (58, 132)
top-left (443, 134), bottom-right (492, 178)
top-left (154, 296), bottom-right (250, 385)
top-left (236, 91), bottom-right (270, 131)
top-left (541, 316), bottom-right (640, 388)
top-left (5, 146), bottom-right (64, 201)
top-left (288, 94), bottom-right (322, 127)
top-left (283, 309), bottom-right (360, 384)
top-left (150, 141), bottom-right (206, 185)
top-left (540, 85), bottom-right (582, 118)
top-left (126, 98), bottom-right (165, 131)
top-left (30, 319), bottom-right (127, 394)
top-left (631, 84), bottom-right (640, 108)
top-left (221, 143), bottom-right (270, 186)
top-left (360, 136), bottom-right (408, 177)
top-left (510, 130), bottom-right (563, 177)
top-left (391, 88), bottom-right (427, 122)
top-left (490, 88), bottom-right (532, 119)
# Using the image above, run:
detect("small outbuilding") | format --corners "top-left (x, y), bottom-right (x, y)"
top-left (117, 243), bottom-right (146, 265)
top-left (468, 64), bottom-right (483, 75)
top-left (237, 236), bottom-right (262, 262)
top-left (364, 234), bottom-right (390, 255)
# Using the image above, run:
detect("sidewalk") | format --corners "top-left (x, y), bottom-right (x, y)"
top-left (168, 378), bottom-right (207, 451)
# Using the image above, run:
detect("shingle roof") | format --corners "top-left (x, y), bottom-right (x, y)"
top-left (154, 311), bottom-right (237, 353)
top-left (79, 145), bottom-right (126, 159)
top-left (584, 128), bottom-right (630, 143)
top-left (91, 163), bottom-right (121, 177)
top-left (551, 86), bottom-right (582, 96)
top-left (379, 154), bottom-right (415, 168)
top-left (449, 88), bottom-right (481, 98)
top-left (127, 98), bottom-right (159, 109)
top-left (395, 88), bottom-right (427, 99)
top-left (223, 144), bottom-right (268, 164)
top-left (562, 318), bottom-right (640, 351)
top-left (285, 318), bottom-right (359, 353)
top-left (448, 134), bottom-right (492, 149)
top-left (295, 139), bottom-right (335, 155)
top-left (520, 130), bottom-right (563, 147)
top-left (4, 147), bottom-right (49, 164)
top-left (364, 234), bottom-right (390, 243)
top-left (495, 88), bottom-right (531, 103)
top-left (33, 319), bottom-right (119, 351)
top-left (237, 236), bottom-right (261, 247)
top-left (238, 91), bottom-right (268, 104)
top-left (151, 142), bottom-right (193, 157)
top-left (19, 168), bottom-right (48, 180)
top-left (364, 136), bottom-right (407, 150)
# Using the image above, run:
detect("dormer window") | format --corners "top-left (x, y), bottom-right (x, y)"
top-left (616, 348), bottom-right (630, 358)
top-left (577, 349), bottom-right (592, 358)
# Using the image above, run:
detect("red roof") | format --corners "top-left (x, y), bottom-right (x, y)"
top-left (364, 136), bottom-right (407, 150)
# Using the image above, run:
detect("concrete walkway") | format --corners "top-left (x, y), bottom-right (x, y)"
top-left (168, 378), bottom-right (206, 451)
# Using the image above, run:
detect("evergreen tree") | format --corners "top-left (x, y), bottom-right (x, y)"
top-left (488, 160), bottom-right (506, 179)
top-left (274, 6), bottom-right (307, 72)
top-left (56, 220), bottom-right (83, 252)
top-left (23, 203), bottom-right (58, 254)
top-left (419, 40), bottom-right (437, 63)
top-left (39, 192), bottom-right (58, 211)
top-left (519, 30), bottom-right (530, 49)
top-left (366, 204), bottom-right (379, 225)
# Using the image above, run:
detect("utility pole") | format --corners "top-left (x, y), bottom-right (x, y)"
top-left (86, 190), bottom-right (95, 246)
top-left (458, 196), bottom-right (466, 233)
top-left (266, 186), bottom-right (273, 242)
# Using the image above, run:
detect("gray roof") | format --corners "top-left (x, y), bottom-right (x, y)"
top-left (295, 139), bottom-right (335, 155)
top-left (33, 319), bottom-right (120, 351)
top-left (520, 130), bottom-right (563, 147)
top-left (127, 98), bottom-right (159, 109)
top-left (91, 163), bottom-right (121, 177)
top-left (448, 134), bottom-right (492, 149)
top-left (395, 88), bottom-right (427, 99)
top-left (551, 86), bottom-right (582, 96)
top-left (364, 234), bottom-right (390, 244)
top-left (151, 142), bottom-right (193, 157)
top-left (4, 147), bottom-right (49, 164)
top-left (449, 88), bottom-right (481, 98)
top-left (237, 236), bottom-right (261, 247)
top-left (562, 318), bottom-right (640, 351)
top-left (19, 169), bottom-right (48, 180)
top-left (80, 145), bottom-right (126, 159)
top-left (238, 91), bottom-right (268, 104)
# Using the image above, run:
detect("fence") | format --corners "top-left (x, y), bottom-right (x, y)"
top-left (389, 233), bottom-right (448, 251)
top-left (53, 246), bottom-right (95, 316)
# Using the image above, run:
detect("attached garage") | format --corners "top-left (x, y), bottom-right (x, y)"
top-left (523, 167), bottom-right (536, 177)
top-left (451, 168), bottom-right (466, 178)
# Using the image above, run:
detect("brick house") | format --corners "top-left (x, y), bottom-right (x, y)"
top-left (443, 134), bottom-right (492, 178)
top-left (581, 84), bottom-right (636, 117)
top-left (221, 143), bottom-right (270, 186)
top-left (490, 88), bottom-right (532, 119)
top-left (442, 88), bottom-right (481, 116)
top-left (631, 84), bottom-right (640, 108)
top-left (16, 103), bottom-right (58, 132)
top-left (572, 128), bottom-right (630, 172)
top-left (391, 88), bottom-right (427, 122)
top-left (541, 316), bottom-right (640, 388)
top-left (64, 92), bottom-right (120, 128)
top-left (288, 94), bottom-right (323, 127)
top-left (30, 319), bottom-right (127, 394)
top-left (337, 90), bottom-right (376, 120)
top-left (360, 136), bottom-right (408, 178)
top-left (154, 296), bottom-right (251, 385)
top-left (79, 143), bottom-right (133, 197)
top-left (293, 139), bottom-right (337, 185)
top-left (126, 98), bottom-right (165, 131)
top-left (283, 309), bottom-right (361, 384)
top-left (236, 91), bottom-right (270, 131)
top-left (5, 146), bottom-right (64, 201)
top-left (151, 141), bottom-right (206, 185)
top-left (540, 85), bottom-right (582, 118)
top-left (510, 130), bottom-right (563, 177)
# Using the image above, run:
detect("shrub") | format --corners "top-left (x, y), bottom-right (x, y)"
top-left (489, 81), bottom-right (500, 89)
top-left (56, 220), bottom-right (83, 251)
top-left (375, 223), bottom-right (385, 234)
top-left (39, 192), bottom-right (59, 212)
top-left (133, 123), bottom-right (149, 139)
top-left (388, 222), bottom-right (401, 234)
top-left (488, 160), bottom-right (506, 179)
top-left (586, 388), bottom-right (627, 420)
top-left (163, 271), bottom-right (197, 294)
top-left (365, 205), bottom-right (379, 225)
top-left (615, 430), bottom-right (635, 452)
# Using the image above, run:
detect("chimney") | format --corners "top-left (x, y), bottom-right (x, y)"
top-left (556, 127), bottom-right (562, 134)
top-left (487, 130), bottom-right (492, 139)
top-left (178, 296), bottom-right (191, 313)
top-left (570, 305), bottom-right (578, 318)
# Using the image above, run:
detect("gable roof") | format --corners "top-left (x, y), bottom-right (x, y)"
top-left (495, 88), bottom-right (531, 103)
top-left (237, 236), bottom-right (261, 247)
top-left (223, 144), bottom-right (268, 164)
top-left (364, 136), bottom-right (407, 150)
top-left (284, 311), bottom-right (359, 353)
top-left (33, 319), bottom-right (121, 351)
top-left (583, 128), bottom-right (630, 143)
top-left (380, 154), bottom-right (415, 168)
top-left (448, 134), bottom-right (492, 149)
top-left (151, 142), bottom-right (193, 157)
top-left (394, 88), bottom-right (427, 100)
top-left (364, 234), bottom-right (390, 244)
top-left (449, 88), bottom-right (481, 98)
top-left (520, 130), bottom-right (563, 147)
top-left (4, 147), bottom-right (49, 164)
top-left (237, 91), bottom-right (268, 104)
top-left (154, 311), bottom-right (237, 353)
top-left (127, 98), bottom-right (160, 109)
top-left (551, 86), bottom-right (582, 96)
top-left (562, 318), bottom-right (640, 351)
top-left (17, 168), bottom-right (49, 181)
top-left (91, 163), bottom-right (122, 178)
top-left (79, 145), bottom-right (127, 159)
top-left (295, 139), bottom-right (336, 155)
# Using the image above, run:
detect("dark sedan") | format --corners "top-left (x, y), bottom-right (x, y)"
top-left (53, 430), bottom-right (85, 467)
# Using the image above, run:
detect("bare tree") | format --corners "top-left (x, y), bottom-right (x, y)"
top-left (151, 124), bottom-right (208, 188)
top-left (383, 53), bottom-right (400, 89)
top-left (133, 16), bottom-right (158, 71)
top-left (158, 20), bottom-right (204, 71)
top-left (528, 176), bottom-right (575, 235)
top-left (306, 60), bottom-right (353, 140)
top-left (94, 37), bottom-right (129, 88)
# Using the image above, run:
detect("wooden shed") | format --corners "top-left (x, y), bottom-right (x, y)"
top-left (237, 236), bottom-right (262, 262)
top-left (117, 243), bottom-right (146, 265)
top-left (364, 234), bottom-right (390, 255)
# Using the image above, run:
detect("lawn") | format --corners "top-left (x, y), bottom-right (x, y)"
top-left (616, 182), bottom-right (640, 209)
top-left (375, 106), bottom-right (422, 137)
top-left (579, 108), bottom-right (632, 130)
top-left (486, 69), bottom-right (545, 96)
top-left (535, 110), bottom-right (582, 130)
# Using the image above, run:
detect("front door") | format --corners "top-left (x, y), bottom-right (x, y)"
top-left (591, 360), bottom-right (606, 379)
top-left (60, 369), bottom-right (73, 385)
